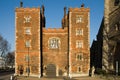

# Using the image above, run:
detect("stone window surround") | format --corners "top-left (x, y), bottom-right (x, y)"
top-left (24, 54), bottom-right (30, 62)
top-left (76, 28), bottom-right (83, 36)
top-left (25, 40), bottom-right (31, 48)
top-left (76, 53), bottom-right (83, 61)
top-left (77, 66), bottom-right (82, 73)
top-left (48, 37), bottom-right (61, 49)
top-left (76, 15), bottom-right (84, 23)
top-left (24, 15), bottom-right (31, 23)
top-left (76, 40), bottom-right (83, 48)
top-left (24, 27), bottom-right (31, 35)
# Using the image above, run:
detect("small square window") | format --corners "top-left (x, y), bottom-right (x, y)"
top-left (76, 41), bottom-right (83, 48)
top-left (49, 38), bottom-right (60, 49)
top-left (25, 41), bottom-right (31, 47)
top-left (25, 55), bottom-right (30, 62)
top-left (76, 29), bottom-right (83, 35)
top-left (24, 16), bottom-right (31, 23)
top-left (76, 15), bottom-right (83, 23)
top-left (76, 54), bottom-right (83, 61)
top-left (25, 28), bottom-right (31, 35)
top-left (77, 66), bottom-right (82, 72)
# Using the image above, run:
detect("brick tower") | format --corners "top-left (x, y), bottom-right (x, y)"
top-left (68, 4), bottom-right (90, 77)
top-left (15, 2), bottom-right (41, 77)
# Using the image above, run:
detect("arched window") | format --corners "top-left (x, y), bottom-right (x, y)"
top-left (49, 38), bottom-right (60, 49)
top-left (77, 66), bottom-right (82, 72)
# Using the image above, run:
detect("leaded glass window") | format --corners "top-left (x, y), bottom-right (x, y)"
top-left (25, 27), bottom-right (31, 35)
top-left (76, 15), bottom-right (83, 23)
top-left (25, 40), bottom-right (31, 47)
top-left (49, 38), bottom-right (60, 49)
top-left (24, 16), bottom-right (31, 23)
top-left (76, 53), bottom-right (83, 61)
top-left (76, 41), bottom-right (83, 48)
top-left (76, 29), bottom-right (83, 35)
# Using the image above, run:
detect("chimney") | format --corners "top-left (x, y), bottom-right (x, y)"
top-left (64, 7), bottom-right (66, 17)
top-left (20, 1), bottom-right (23, 7)
top-left (81, 3), bottom-right (84, 7)
top-left (42, 5), bottom-right (45, 15)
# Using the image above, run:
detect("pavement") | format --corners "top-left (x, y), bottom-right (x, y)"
top-left (16, 76), bottom-right (105, 80)
top-left (1, 71), bottom-right (120, 80)
top-left (0, 71), bottom-right (14, 80)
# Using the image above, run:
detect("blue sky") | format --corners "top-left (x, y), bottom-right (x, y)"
top-left (0, 0), bottom-right (104, 51)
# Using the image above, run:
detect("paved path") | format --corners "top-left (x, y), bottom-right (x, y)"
top-left (15, 75), bottom-right (120, 80)
top-left (0, 72), bottom-right (14, 80)
top-left (74, 76), bottom-right (104, 80)
top-left (16, 76), bottom-right (104, 80)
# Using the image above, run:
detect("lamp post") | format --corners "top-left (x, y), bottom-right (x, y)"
top-left (27, 47), bottom-right (30, 77)
top-left (26, 41), bottom-right (30, 77)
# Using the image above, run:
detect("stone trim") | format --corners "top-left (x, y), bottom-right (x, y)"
top-left (48, 37), bottom-right (61, 50)
top-left (43, 33), bottom-right (68, 34)
top-left (38, 10), bottom-right (41, 77)
top-left (69, 12), bottom-right (72, 77)
top-left (15, 11), bottom-right (17, 75)
top-left (70, 73), bottom-right (89, 77)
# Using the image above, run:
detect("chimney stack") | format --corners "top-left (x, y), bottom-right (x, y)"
top-left (81, 3), bottom-right (84, 7)
top-left (64, 7), bottom-right (66, 17)
top-left (42, 5), bottom-right (45, 15)
top-left (20, 1), bottom-right (23, 7)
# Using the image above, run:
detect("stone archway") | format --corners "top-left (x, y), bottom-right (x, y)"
top-left (114, 42), bottom-right (120, 74)
top-left (46, 64), bottom-right (56, 77)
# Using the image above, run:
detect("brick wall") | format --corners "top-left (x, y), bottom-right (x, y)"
top-left (15, 6), bottom-right (90, 77)
top-left (69, 7), bottom-right (90, 75)
top-left (42, 27), bottom-right (68, 76)
top-left (15, 8), bottom-right (41, 77)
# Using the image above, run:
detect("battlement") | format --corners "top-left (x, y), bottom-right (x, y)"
top-left (15, 7), bottom-right (40, 12)
top-left (69, 7), bottom-right (90, 12)
top-left (43, 27), bottom-right (68, 33)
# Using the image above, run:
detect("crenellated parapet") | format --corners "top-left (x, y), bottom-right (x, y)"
top-left (43, 27), bottom-right (68, 33)
top-left (69, 7), bottom-right (90, 12)
top-left (15, 7), bottom-right (40, 12)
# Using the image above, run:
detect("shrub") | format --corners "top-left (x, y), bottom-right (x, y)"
top-left (95, 68), bottom-right (106, 75)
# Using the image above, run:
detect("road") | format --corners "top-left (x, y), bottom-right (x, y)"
top-left (0, 71), bottom-right (14, 80)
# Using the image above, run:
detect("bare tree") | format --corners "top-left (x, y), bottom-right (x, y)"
top-left (0, 34), bottom-right (10, 68)
top-left (5, 51), bottom-right (15, 68)
top-left (0, 34), bottom-right (10, 57)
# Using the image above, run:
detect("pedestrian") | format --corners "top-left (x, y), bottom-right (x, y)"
top-left (10, 75), bottom-right (13, 80)
top-left (91, 66), bottom-right (95, 77)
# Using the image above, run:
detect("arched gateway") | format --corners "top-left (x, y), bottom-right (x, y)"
top-left (46, 64), bottom-right (56, 77)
